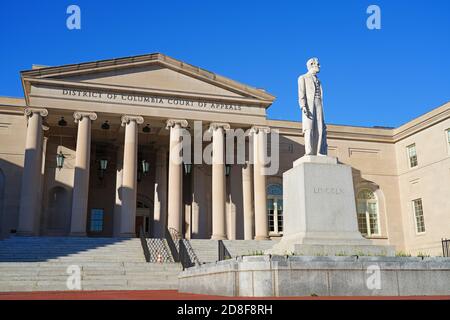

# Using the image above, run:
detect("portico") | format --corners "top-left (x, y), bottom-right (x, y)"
top-left (16, 53), bottom-right (275, 239)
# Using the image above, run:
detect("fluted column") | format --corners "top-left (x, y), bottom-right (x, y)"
top-left (242, 160), bottom-right (254, 240)
top-left (119, 115), bottom-right (144, 237)
top-left (70, 112), bottom-right (97, 236)
top-left (17, 108), bottom-right (48, 236)
top-left (153, 147), bottom-right (168, 238)
top-left (209, 122), bottom-right (230, 240)
top-left (166, 119), bottom-right (188, 235)
top-left (251, 126), bottom-right (270, 240)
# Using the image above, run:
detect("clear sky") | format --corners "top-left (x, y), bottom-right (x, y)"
top-left (0, 0), bottom-right (449, 128)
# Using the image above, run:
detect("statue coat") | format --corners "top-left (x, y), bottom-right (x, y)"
top-left (298, 73), bottom-right (324, 133)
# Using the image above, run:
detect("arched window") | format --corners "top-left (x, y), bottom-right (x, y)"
top-left (356, 189), bottom-right (380, 237)
top-left (267, 184), bottom-right (283, 235)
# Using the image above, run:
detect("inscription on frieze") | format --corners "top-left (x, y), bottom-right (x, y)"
top-left (61, 88), bottom-right (243, 111)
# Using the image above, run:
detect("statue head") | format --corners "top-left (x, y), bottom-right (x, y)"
top-left (306, 57), bottom-right (320, 74)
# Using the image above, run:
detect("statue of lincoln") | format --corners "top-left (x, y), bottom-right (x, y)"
top-left (298, 57), bottom-right (328, 156)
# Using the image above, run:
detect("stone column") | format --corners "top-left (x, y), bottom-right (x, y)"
top-left (70, 112), bottom-right (97, 236)
top-left (166, 119), bottom-right (188, 236)
top-left (209, 123), bottom-right (230, 240)
top-left (251, 126), bottom-right (270, 240)
top-left (17, 108), bottom-right (48, 236)
top-left (113, 145), bottom-right (123, 237)
top-left (242, 161), bottom-right (254, 240)
top-left (153, 147), bottom-right (168, 238)
top-left (119, 115), bottom-right (144, 237)
top-left (191, 167), bottom-right (200, 238)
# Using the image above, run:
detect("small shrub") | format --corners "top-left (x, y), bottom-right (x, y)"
top-left (395, 251), bottom-right (411, 257)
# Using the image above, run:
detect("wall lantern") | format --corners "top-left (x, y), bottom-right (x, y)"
top-left (101, 120), bottom-right (110, 130)
top-left (58, 117), bottom-right (67, 127)
top-left (225, 164), bottom-right (232, 177)
top-left (56, 151), bottom-right (65, 170)
top-left (98, 158), bottom-right (108, 179)
top-left (141, 160), bottom-right (150, 175)
top-left (183, 162), bottom-right (192, 175)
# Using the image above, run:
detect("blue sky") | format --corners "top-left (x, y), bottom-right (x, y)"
top-left (0, 0), bottom-right (449, 128)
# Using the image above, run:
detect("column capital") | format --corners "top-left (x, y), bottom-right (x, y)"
top-left (208, 122), bottom-right (230, 132)
top-left (24, 108), bottom-right (48, 118)
top-left (121, 115), bottom-right (144, 126)
top-left (74, 112), bottom-right (97, 122)
top-left (249, 125), bottom-right (270, 134)
top-left (165, 119), bottom-right (188, 129)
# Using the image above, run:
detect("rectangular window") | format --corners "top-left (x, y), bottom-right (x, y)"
top-left (407, 144), bottom-right (418, 168)
top-left (277, 200), bottom-right (283, 232)
top-left (267, 199), bottom-right (275, 232)
top-left (90, 209), bottom-right (104, 232)
top-left (412, 199), bottom-right (425, 233)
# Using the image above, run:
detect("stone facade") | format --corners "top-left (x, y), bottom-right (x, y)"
top-left (0, 53), bottom-right (449, 256)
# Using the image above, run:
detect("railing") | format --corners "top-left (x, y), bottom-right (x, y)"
top-left (443, 238), bottom-right (450, 257)
top-left (139, 225), bottom-right (151, 263)
top-left (218, 240), bottom-right (232, 261)
top-left (164, 227), bottom-right (181, 263)
top-left (179, 239), bottom-right (201, 269)
top-left (163, 227), bottom-right (201, 269)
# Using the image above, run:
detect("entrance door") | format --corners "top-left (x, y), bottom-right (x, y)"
top-left (135, 216), bottom-right (144, 237)
top-left (136, 200), bottom-right (151, 237)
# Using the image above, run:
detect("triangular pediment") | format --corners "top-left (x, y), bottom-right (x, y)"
top-left (21, 53), bottom-right (275, 105)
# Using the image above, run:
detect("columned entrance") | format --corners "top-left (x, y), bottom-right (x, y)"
top-left (18, 53), bottom-right (276, 240)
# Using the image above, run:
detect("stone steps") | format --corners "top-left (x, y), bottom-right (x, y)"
top-left (0, 236), bottom-right (182, 292)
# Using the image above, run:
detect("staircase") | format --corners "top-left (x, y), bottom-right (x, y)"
top-left (188, 240), bottom-right (219, 263)
top-left (0, 236), bottom-right (182, 292)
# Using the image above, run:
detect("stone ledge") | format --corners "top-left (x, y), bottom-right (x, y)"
top-left (179, 255), bottom-right (450, 297)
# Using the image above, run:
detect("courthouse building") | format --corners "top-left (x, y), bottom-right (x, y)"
top-left (0, 53), bottom-right (449, 255)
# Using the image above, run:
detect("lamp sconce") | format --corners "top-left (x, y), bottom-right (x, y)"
top-left (98, 158), bottom-right (108, 179)
top-left (58, 117), bottom-right (67, 127)
top-left (141, 159), bottom-right (150, 175)
top-left (101, 121), bottom-right (110, 130)
top-left (183, 162), bottom-right (192, 175)
top-left (225, 164), bottom-right (232, 177)
top-left (56, 150), bottom-right (66, 170)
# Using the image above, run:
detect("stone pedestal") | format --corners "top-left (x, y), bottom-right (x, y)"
top-left (268, 155), bottom-right (394, 256)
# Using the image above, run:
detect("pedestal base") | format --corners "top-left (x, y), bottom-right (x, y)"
top-left (267, 155), bottom-right (394, 256)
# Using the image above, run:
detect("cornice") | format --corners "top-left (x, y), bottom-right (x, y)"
top-left (20, 53), bottom-right (275, 105)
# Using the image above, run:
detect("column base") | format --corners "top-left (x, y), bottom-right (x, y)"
top-left (255, 235), bottom-right (269, 240)
top-left (69, 232), bottom-right (87, 237)
top-left (211, 234), bottom-right (227, 240)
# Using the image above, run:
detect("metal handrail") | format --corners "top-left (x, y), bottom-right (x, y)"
top-left (139, 225), bottom-right (151, 262)
top-left (164, 227), bottom-right (181, 262)
top-left (182, 239), bottom-right (201, 266)
top-left (179, 240), bottom-right (194, 270)
top-left (218, 240), bottom-right (232, 261)
top-left (442, 238), bottom-right (450, 257)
